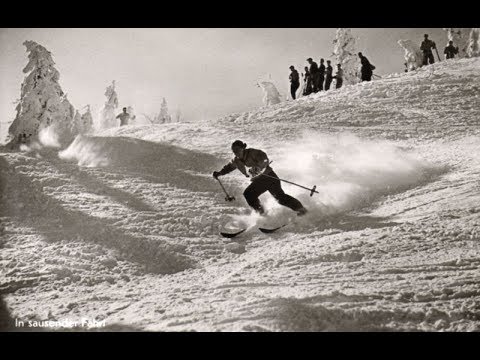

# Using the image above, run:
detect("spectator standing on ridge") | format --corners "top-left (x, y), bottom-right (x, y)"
top-left (303, 66), bottom-right (313, 96)
top-left (444, 40), bottom-right (459, 59)
top-left (307, 58), bottom-right (320, 93)
top-left (318, 58), bottom-right (326, 91)
top-left (420, 34), bottom-right (436, 65)
top-left (358, 52), bottom-right (374, 82)
top-left (325, 60), bottom-right (333, 90)
top-left (289, 65), bottom-right (300, 100)
top-left (333, 64), bottom-right (344, 89)
top-left (116, 107), bottom-right (131, 126)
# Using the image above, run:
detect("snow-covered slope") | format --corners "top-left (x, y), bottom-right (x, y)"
top-left (1, 58), bottom-right (480, 332)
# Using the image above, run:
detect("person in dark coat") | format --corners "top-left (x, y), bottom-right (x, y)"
top-left (333, 64), bottom-right (344, 89)
top-left (307, 58), bottom-right (320, 93)
top-left (358, 52), bottom-right (373, 82)
top-left (289, 65), bottom-right (300, 100)
top-left (444, 40), bottom-right (459, 59)
top-left (420, 34), bottom-right (436, 65)
top-left (213, 140), bottom-right (308, 216)
top-left (303, 66), bottom-right (312, 96)
top-left (318, 58), bottom-right (326, 91)
top-left (324, 60), bottom-right (333, 90)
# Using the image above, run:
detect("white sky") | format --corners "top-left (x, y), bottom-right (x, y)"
top-left (0, 28), bottom-right (446, 139)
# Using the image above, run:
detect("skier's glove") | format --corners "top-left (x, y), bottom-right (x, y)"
top-left (213, 171), bottom-right (221, 179)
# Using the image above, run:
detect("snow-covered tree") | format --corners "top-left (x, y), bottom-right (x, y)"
top-left (467, 28), bottom-right (480, 58)
top-left (72, 110), bottom-right (82, 136)
top-left (81, 105), bottom-right (93, 134)
top-left (398, 39), bottom-right (424, 71)
top-left (332, 28), bottom-right (359, 85)
top-left (257, 81), bottom-right (281, 106)
top-left (127, 106), bottom-right (136, 124)
top-left (158, 98), bottom-right (171, 123)
top-left (8, 40), bottom-right (76, 145)
top-left (99, 81), bottom-right (118, 129)
top-left (443, 28), bottom-right (470, 58)
top-left (71, 105), bottom-right (93, 135)
top-left (175, 108), bottom-right (183, 123)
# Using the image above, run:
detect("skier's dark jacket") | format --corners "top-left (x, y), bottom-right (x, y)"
top-left (360, 56), bottom-right (373, 76)
top-left (444, 44), bottom-right (458, 59)
top-left (309, 61), bottom-right (319, 74)
top-left (325, 65), bottom-right (333, 78)
top-left (289, 69), bottom-right (300, 84)
top-left (421, 39), bottom-right (436, 53)
top-left (218, 148), bottom-right (272, 177)
top-left (319, 63), bottom-right (326, 76)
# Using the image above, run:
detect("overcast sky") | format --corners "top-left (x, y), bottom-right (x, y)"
top-left (0, 28), bottom-right (446, 138)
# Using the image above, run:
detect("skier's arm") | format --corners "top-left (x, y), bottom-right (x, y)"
top-left (213, 160), bottom-right (238, 178)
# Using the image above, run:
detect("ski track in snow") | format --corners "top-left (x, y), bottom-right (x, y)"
top-left (1, 58), bottom-right (480, 332)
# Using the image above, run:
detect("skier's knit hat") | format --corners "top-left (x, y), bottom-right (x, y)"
top-left (231, 140), bottom-right (247, 149)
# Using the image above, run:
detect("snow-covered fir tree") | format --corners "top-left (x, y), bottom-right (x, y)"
top-left (72, 110), bottom-right (82, 136)
top-left (332, 28), bottom-right (359, 85)
top-left (81, 105), bottom-right (93, 134)
top-left (8, 40), bottom-right (76, 145)
top-left (99, 81), bottom-right (118, 129)
top-left (398, 39), bottom-right (424, 71)
top-left (158, 98), bottom-right (171, 123)
top-left (127, 106), bottom-right (136, 124)
top-left (71, 105), bottom-right (94, 136)
top-left (175, 108), bottom-right (183, 123)
top-left (467, 28), bottom-right (480, 58)
top-left (443, 28), bottom-right (471, 58)
top-left (257, 80), bottom-right (281, 106)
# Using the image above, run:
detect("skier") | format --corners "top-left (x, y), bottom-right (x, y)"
top-left (325, 60), bottom-right (333, 90)
top-left (318, 58), bottom-right (326, 91)
top-left (213, 140), bottom-right (308, 216)
top-left (289, 65), bottom-right (300, 100)
top-left (358, 52), bottom-right (374, 82)
top-left (444, 40), bottom-right (459, 59)
top-left (303, 66), bottom-right (313, 96)
top-left (116, 107), bottom-right (131, 126)
top-left (333, 64), bottom-right (344, 89)
top-left (307, 58), bottom-right (320, 93)
top-left (420, 34), bottom-right (436, 65)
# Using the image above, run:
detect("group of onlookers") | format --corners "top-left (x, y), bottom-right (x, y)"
top-left (404, 34), bottom-right (461, 72)
top-left (289, 52), bottom-right (374, 100)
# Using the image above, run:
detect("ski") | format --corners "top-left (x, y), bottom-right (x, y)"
top-left (220, 228), bottom-right (247, 238)
top-left (258, 224), bottom-right (288, 233)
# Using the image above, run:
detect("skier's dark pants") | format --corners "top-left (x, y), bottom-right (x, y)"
top-left (422, 51), bottom-right (435, 65)
top-left (290, 81), bottom-right (300, 100)
top-left (312, 73), bottom-right (320, 92)
top-left (304, 80), bottom-right (312, 95)
top-left (361, 70), bottom-right (372, 82)
top-left (319, 75), bottom-right (325, 91)
top-left (243, 170), bottom-right (304, 214)
top-left (336, 78), bottom-right (343, 89)
top-left (325, 76), bottom-right (332, 90)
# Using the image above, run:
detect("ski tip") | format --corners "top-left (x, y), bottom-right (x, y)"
top-left (220, 229), bottom-right (246, 238)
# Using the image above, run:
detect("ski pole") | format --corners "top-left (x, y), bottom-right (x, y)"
top-left (259, 173), bottom-right (319, 197)
top-left (216, 178), bottom-right (235, 202)
top-left (435, 48), bottom-right (441, 62)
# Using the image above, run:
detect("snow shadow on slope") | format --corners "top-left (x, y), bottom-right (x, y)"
top-left (0, 296), bottom-right (15, 331)
top-left (0, 157), bottom-right (194, 275)
top-left (59, 135), bottom-right (225, 194)
top-left (264, 297), bottom-right (424, 332)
